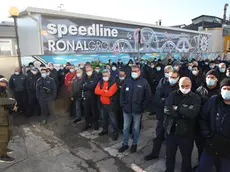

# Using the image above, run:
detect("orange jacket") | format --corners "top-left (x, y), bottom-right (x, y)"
top-left (65, 72), bottom-right (76, 92)
top-left (95, 81), bottom-right (117, 105)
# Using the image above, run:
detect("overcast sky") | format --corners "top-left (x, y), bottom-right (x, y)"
top-left (0, 0), bottom-right (228, 26)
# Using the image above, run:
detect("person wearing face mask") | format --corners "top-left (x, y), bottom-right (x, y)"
top-left (173, 61), bottom-right (183, 76)
top-left (57, 64), bottom-right (66, 96)
top-left (191, 66), bottom-right (204, 92)
top-left (9, 67), bottom-right (27, 115)
top-left (226, 67), bottom-right (230, 78)
top-left (36, 68), bottom-right (56, 124)
top-left (117, 59), bottom-right (124, 69)
top-left (117, 69), bottom-right (127, 131)
top-left (118, 65), bottom-right (151, 153)
top-left (64, 65), bottom-right (76, 114)
top-left (164, 77), bottom-right (201, 172)
top-left (201, 59), bottom-right (211, 75)
top-left (26, 67), bottom-right (41, 117)
top-left (124, 59), bottom-right (133, 77)
top-left (111, 63), bottom-right (119, 80)
top-left (82, 64), bottom-right (99, 131)
top-left (70, 69), bottom-right (84, 123)
top-left (0, 78), bottom-right (17, 163)
top-left (197, 78), bottom-right (230, 172)
top-left (194, 69), bottom-right (219, 169)
top-left (94, 65), bottom-right (102, 79)
top-left (48, 63), bottom-right (59, 89)
top-left (144, 70), bottom-right (179, 161)
top-left (218, 62), bottom-right (227, 82)
top-left (196, 70), bottom-right (219, 103)
top-left (105, 64), bottom-right (111, 70)
top-left (209, 61), bottom-right (216, 70)
top-left (182, 62), bottom-right (193, 78)
top-left (95, 69), bottom-right (119, 140)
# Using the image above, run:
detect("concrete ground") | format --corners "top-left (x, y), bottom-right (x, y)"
top-left (0, 107), bottom-right (200, 172)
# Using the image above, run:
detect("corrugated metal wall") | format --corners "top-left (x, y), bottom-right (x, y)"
top-left (0, 25), bottom-right (15, 38)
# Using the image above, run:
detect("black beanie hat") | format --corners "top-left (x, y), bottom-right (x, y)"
top-left (220, 78), bottom-right (230, 88)
top-left (206, 69), bottom-right (219, 79)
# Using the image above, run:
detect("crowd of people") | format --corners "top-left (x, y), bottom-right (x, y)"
top-left (0, 56), bottom-right (230, 172)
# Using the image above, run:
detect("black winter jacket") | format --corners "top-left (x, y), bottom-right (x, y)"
top-left (164, 90), bottom-right (201, 137)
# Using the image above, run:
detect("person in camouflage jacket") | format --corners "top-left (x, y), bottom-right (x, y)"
top-left (0, 78), bottom-right (16, 163)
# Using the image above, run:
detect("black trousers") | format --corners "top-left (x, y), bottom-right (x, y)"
top-left (166, 134), bottom-right (194, 172)
top-left (151, 120), bottom-right (165, 156)
top-left (83, 97), bottom-right (99, 126)
top-left (28, 91), bottom-right (40, 116)
top-left (14, 91), bottom-right (27, 113)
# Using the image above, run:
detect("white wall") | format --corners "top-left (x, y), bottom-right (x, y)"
top-left (207, 29), bottom-right (223, 52)
top-left (0, 56), bottom-right (19, 79)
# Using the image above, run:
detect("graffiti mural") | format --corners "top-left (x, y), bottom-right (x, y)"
top-left (40, 15), bottom-right (211, 56)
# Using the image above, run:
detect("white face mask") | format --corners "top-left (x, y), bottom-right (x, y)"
top-left (180, 88), bottom-right (191, 94)
top-left (112, 66), bottom-right (117, 71)
top-left (86, 71), bottom-right (93, 76)
top-left (192, 70), bottom-right (198, 76)
top-left (31, 71), bottom-right (38, 75)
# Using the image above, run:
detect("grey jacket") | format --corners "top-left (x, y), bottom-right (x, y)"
top-left (70, 77), bottom-right (83, 100)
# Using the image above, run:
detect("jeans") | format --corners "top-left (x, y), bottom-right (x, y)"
top-left (122, 112), bottom-right (142, 145)
top-left (75, 100), bottom-right (82, 120)
top-left (166, 134), bottom-right (194, 172)
top-left (101, 105), bottom-right (118, 133)
top-left (197, 151), bottom-right (230, 172)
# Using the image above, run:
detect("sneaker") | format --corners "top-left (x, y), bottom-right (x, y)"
top-left (82, 124), bottom-right (91, 131)
top-left (7, 149), bottom-right (13, 154)
top-left (41, 120), bottom-right (47, 125)
top-left (73, 119), bottom-right (81, 124)
top-left (98, 131), bottom-right (108, 136)
top-left (130, 145), bottom-right (137, 153)
top-left (112, 132), bottom-right (118, 141)
top-left (118, 145), bottom-right (129, 153)
top-left (144, 153), bottom-right (159, 161)
top-left (0, 155), bottom-right (15, 163)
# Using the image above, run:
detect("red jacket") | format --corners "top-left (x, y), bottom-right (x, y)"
top-left (95, 80), bottom-right (117, 105)
top-left (65, 72), bottom-right (76, 92)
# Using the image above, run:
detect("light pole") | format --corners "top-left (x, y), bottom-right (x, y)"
top-left (9, 7), bottom-right (22, 69)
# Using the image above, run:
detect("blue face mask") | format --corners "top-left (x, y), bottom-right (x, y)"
top-left (15, 72), bottom-right (19, 75)
top-left (188, 66), bottom-right (193, 71)
top-left (206, 78), bottom-right (216, 86)
top-left (168, 78), bottom-right (178, 85)
top-left (165, 73), bottom-right (169, 78)
top-left (151, 66), bottom-right (155, 69)
top-left (205, 62), bottom-right (209, 65)
top-left (156, 67), bottom-right (161, 71)
top-left (219, 68), bottom-right (226, 73)
top-left (103, 77), bottom-right (109, 81)
top-left (119, 77), bottom-right (125, 80)
top-left (41, 73), bottom-right (47, 78)
top-left (221, 89), bottom-right (230, 100)
top-left (209, 65), bottom-right (215, 69)
top-left (173, 66), bottom-right (179, 71)
top-left (226, 73), bottom-right (230, 77)
top-left (131, 72), bottom-right (138, 79)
